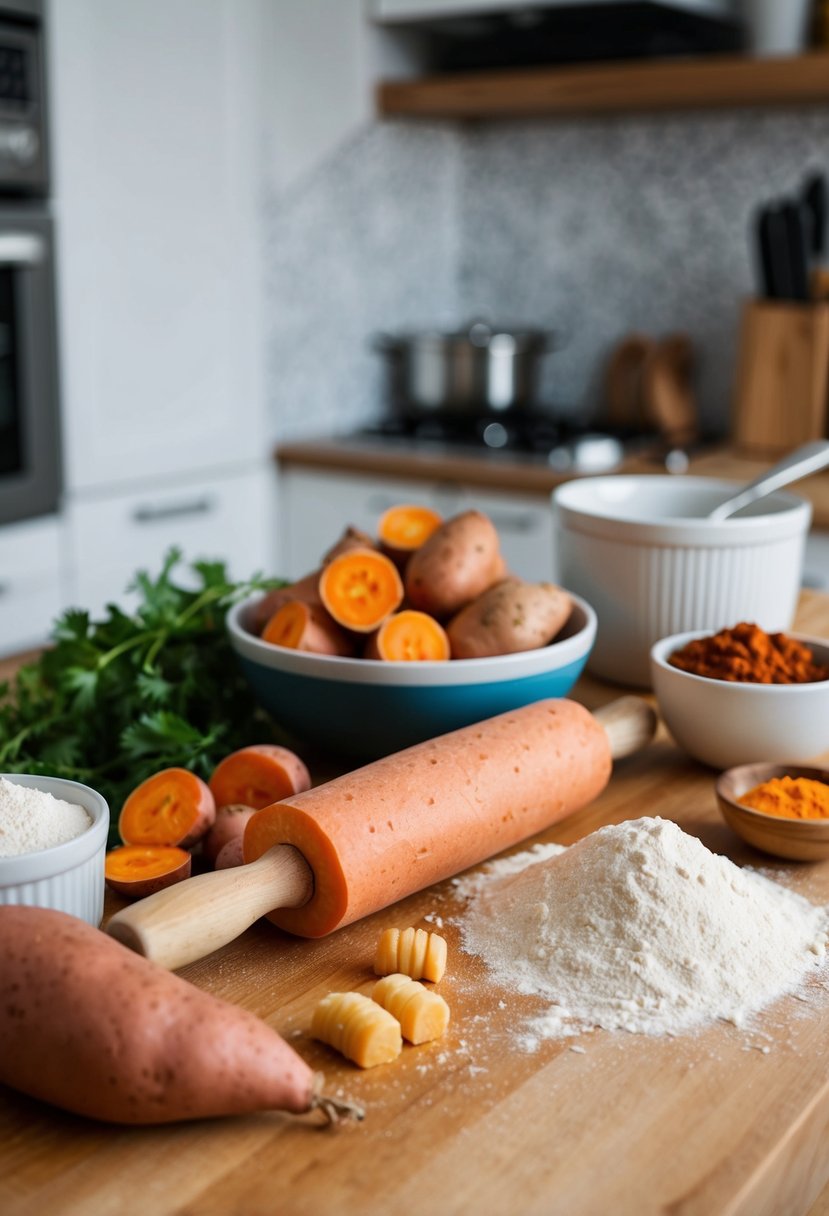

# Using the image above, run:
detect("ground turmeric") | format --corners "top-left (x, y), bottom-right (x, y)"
top-left (738, 776), bottom-right (829, 820)
top-left (669, 622), bottom-right (829, 684)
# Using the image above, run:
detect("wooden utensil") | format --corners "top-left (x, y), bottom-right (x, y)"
top-left (107, 697), bottom-right (656, 970)
top-left (716, 762), bottom-right (829, 861)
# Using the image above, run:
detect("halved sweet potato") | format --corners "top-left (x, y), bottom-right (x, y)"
top-left (318, 548), bottom-right (404, 634)
top-left (262, 599), bottom-right (356, 656)
top-left (209, 744), bottom-right (311, 811)
top-left (119, 768), bottom-right (215, 849)
top-left (105, 844), bottom-right (191, 900)
top-left (364, 610), bottom-right (450, 661)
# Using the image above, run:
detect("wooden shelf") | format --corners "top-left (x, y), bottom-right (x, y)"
top-left (377, 51), bottom-right (829, 119)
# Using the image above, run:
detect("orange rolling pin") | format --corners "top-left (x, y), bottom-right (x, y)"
top-left (107, 697), bottom-right (654, 969)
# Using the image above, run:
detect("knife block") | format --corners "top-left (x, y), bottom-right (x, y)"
top-left (732, 299), bottom-right (829, 457)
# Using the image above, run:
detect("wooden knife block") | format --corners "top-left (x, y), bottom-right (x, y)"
top-left (732, 299), bottom-right (829, 458)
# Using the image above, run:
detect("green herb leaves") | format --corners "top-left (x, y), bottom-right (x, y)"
top-left (0, 549), bottom-right (286, 844)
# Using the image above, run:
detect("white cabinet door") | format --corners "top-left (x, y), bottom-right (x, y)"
top-left (0, 516), bottom-right (66, 655)
top-left (279, 467), bottom-right (555, 581)
top-left (67, 466), bottom-right (277, 622)
top-left (49, 0), bottom-right (264, 493)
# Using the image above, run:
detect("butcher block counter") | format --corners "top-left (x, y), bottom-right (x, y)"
top-left (4, 593), bottom-right (829, 1216)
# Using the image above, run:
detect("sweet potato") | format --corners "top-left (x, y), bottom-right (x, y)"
top-left (364, 609), bottom-right (450, 661)
top-left (318, 548), bottom-right (404, 633)
top-left (377, 504), bottom-right (442, 570)
top-left (209, 743), bottom-right (311, 811)
top-left (119, 768), bottom-right (215, 849)
top-left (105, 845), bottom-right (192, 899)
top-left (262, 599), bottom-right (356, 657)
top-left (0, 906), bottom-right (362, 1124)
top-left (404, 509), bottom-right (504, 619)
top-left (322, 525), bottom-right (377, 565)
top-left (202, 803), bottom-right (258, 867)
top-left (251, 571), bottom-right (322, 635)
top-left (447, 578), bottom-right (573, 659)
top-left (215, 836), bottom-right (245, 869)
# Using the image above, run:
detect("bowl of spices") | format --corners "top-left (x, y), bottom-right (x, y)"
top-left (716, 765), bottom-right (829, 860)
top-left (0, 773), bottom-right (109, 926)
top-left (650, 623), bottom-right (829, 770)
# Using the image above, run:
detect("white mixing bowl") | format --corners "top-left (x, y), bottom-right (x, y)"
top-left (0, 774), bottom-right (109, 926)
top-left (553, 475), bottom-right (812, 687)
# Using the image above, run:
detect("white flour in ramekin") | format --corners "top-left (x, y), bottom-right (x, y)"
top-left (0, 777), bottom-right (91, 857)
top-left (457, 817), bottom-right (829, 1042)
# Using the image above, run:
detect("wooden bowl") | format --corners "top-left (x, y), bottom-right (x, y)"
top-left (716, 763), bottom-right (829, 861)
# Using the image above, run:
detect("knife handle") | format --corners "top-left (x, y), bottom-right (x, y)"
top-left (106, 844), bottom-right (314, 971)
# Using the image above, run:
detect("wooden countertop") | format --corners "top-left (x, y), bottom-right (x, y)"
top-left (4, 594), bottom-right (829, 1216)
top-left (276, 438), bottom-right (829, 530)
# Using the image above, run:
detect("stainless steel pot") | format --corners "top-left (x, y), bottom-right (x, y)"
top-left (373, 321), bottom-right (556, 417)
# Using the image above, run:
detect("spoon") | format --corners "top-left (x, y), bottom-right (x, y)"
top-left (707, 440), bottom-right (829, 521)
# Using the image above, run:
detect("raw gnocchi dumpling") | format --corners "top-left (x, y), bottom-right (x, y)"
top-left (374, 926), bottom-right (447, 983)
top-left (372, 974), bottom-right (450, 1045)
top-left (311, 991), bottom-right (402, 1069)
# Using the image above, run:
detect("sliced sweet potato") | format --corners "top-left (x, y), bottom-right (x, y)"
top-left (377, 504), bottom-right (442, 570)
top-left (209, 744), bottom-right (311, 811)
top-left (105, 845), bottom-right (192, 900)
top-left (261, 599), bottom-right (356, 656)
top-left (364, 610), bottom-right (450, 661)
top-left (251, 571), bottom-right (322, 635)
top-left (447, 578), bottom-right (573, 659)
top-left (119, 768), bottom-right (215, 849)
top-left (318, 548), bottom-right (404, 633)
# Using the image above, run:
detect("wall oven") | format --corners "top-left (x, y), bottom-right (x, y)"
top-left (0, 0), bottom-right (60, 527)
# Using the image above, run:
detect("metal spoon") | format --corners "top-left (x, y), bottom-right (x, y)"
top-left (707, 440), bottom-right (829, 521)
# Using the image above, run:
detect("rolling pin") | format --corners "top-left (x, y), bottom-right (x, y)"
top-left (107, 697), bottom-right (655, 970)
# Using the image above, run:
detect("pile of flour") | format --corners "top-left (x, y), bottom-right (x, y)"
top-left (0, 777), bottom-right (91, 857)
top-left (458, 817), bottom-right (829, 1040)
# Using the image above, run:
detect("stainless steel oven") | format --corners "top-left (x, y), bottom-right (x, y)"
top-left (0, 0), bottom-right (60, 527)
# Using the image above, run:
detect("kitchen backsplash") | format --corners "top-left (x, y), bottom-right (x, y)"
top-left (265, 106), bottom-right (829, 439)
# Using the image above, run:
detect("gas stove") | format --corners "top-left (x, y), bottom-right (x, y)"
top-left (354, 413), bottom-right (692, 475)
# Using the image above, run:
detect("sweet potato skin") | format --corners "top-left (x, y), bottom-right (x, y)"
top-left (203, 804), bottom-right (257, 866)
top-left (0, 906), bottom-right (316, 1124)
top-left (252, 571), bottom-right (322, 635)
top-left (447, 578), bottom-right (573, 659)
top-left (404, 510), bottom-right (504, 620)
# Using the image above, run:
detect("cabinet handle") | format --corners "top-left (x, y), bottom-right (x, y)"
top-left (132, 496), bottom-right (215, 524)
top-left (484, 511), bottom-right (541, 534)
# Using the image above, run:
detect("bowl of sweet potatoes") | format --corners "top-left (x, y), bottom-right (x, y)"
top-left (227, 505), bottom-right (596, 758)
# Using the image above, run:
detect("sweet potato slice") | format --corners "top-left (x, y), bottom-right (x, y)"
top-left (105, 845), bottom-right (192, 900)
top-left (318, 548), bottom-right (404, 633)
top-left (262, 599), bottom-right (356, 656)
top-left (364, 610), bottom-right (450, 661)
top-left (251, 571), bottom-right (322, 635)
top-left (377, 504), bottom-right (442, 569)
top-left (119, 768), bottom-right (215, 849)
top-left (209, 744), bottom-right (311, 811)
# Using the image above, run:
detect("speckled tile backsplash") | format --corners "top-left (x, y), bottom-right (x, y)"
top-left (265, 107), bottom-right (829, 438)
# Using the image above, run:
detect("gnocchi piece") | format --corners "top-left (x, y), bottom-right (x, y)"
top-left (372, 974), bottom-right (450, 1045)
top-left (311, 991), bottom-right (402, 1069)
top-left (374, 926), bottom-right (447, 983)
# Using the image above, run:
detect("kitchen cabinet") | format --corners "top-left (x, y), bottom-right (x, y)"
top-left (279, 466), bottom-right (555, 581)
top-left (0, 514), bottom-right (65, 654)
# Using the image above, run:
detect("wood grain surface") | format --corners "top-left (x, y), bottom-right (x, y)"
top-left (3, 596), bottom-right (829, 1216)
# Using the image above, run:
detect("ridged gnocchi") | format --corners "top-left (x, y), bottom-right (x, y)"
top-left (372, 973), bottom-right (450, 1045)
top-left (311, 991), bottom-right (402, 1069)
top-left (374, 926), bottom-right (447, 983)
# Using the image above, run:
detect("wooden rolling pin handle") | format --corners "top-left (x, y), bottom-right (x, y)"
top-left (106, 844), bottom-right (313, 972)
top-left (595, 696), bottom-right (657, 759)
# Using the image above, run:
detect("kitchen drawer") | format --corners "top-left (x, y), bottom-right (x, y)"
top-left (67, 466), bottom-right (277, 620)
top-left (279, 467), bottom-right (555, 581)
top-left (0, 515), bottom-right (66, 655)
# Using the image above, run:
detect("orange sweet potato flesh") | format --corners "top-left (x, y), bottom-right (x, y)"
top-left (209, 744), bottom-right (311, 811)
top-left (252, 571), bottom-right (322, 635)
top-left (244, 698), bottom-right (611, 938)
top-left (365, 609), bottom-right (450, 661)
top-left (119, 768), bottom-right (215, 850)
top-left (262, 599), bottom-right (356, 657)
top-left (0, 906), bottom-right (318, 1124)
top-left (405, 510), bottom-right (504, 619)
top-left (105, 845), bottom-right (192, 899)
top-left (318, 548), bottom-right (404, 633)
top-left (378, 504), bottom-right (442, 569)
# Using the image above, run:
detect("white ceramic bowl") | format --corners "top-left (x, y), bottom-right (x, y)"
top-left (650, 631), bottom-right (829, 770)
top-left (553, 475), bottom-right (812, 687)
top-left (0, 774), bottom-right (109, 925)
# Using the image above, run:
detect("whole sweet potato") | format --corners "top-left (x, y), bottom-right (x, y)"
top-left (0, 906), bottom-right (358, 1125)
top-left (405, 509), bottom-right (504, 620)
top-left (447, 578), bottom-right (573, 659)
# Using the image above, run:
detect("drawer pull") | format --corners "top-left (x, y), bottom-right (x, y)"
top-left (132, 496), bottom-right (215, 525)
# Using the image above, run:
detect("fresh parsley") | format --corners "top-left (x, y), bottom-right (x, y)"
top-left (0, 549), bottom-right (287, 846)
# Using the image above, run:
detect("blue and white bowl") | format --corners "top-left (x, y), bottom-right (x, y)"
top-left (227, 592), bottom-right (596, 759)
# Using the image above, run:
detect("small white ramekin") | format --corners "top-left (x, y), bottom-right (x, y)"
top-left (0, 774), bottom-right (110, 926)
top-left (553, 475), bottom-right (812, 687)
